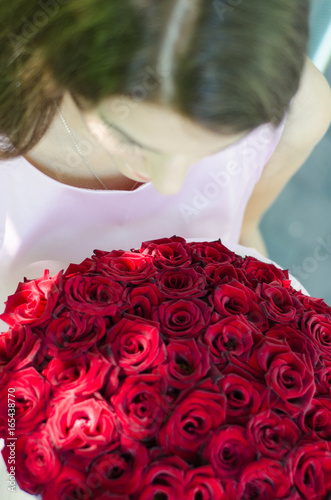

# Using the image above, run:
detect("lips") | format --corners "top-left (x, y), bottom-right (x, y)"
top-left (134, 172), bottom-right (150, 182)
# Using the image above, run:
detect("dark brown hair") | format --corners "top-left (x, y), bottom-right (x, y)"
top-left (0, 0), bottom-right (309, 159)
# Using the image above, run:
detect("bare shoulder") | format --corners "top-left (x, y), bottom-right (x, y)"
top-left (240, 57), bottom-right (330, 245)
top-left (261, 56), bottom-right (331, 178)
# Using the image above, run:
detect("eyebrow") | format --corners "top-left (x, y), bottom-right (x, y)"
top-left (99, 113), bottom-right (161, 153)
top-left (99, 113), bottom-right (229, 157)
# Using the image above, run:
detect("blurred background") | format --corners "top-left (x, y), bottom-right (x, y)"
top-left (261, 0), bottom-right (331, 303)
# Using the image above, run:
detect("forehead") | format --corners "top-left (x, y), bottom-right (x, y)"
top-left (96, 95), bottom-right (233, 156)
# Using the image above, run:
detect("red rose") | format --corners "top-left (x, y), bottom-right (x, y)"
top-left (140, 235), bottom-right (192, 269)
top-left (153, 298), bottom-right (211, 339)
top-left (6, 429), bottom-right (61, 494)
top-left (266, 324), bottom-right (321, 370)
top-left (103, 317), bottom-right (166, 374)
top-left (154, 338), bottom-right (210, 390)
top-left (259, 282), bottom-right (302, 324)
top-left (43, 465), bottom-right (93, 500)
top-left (289, 442), bottom-right (331, 500)
top-left (62, 274), bottom-right (124, 315)
top-left (217, 372), bottom-right (266, 424)
top-left (0, 367), bottom-right (51, 437)
top-left (133, 455), bottom-right (188, 499)
top-left (64, 256), bottom-right (96, 277)
top-left (202, 425), bottom-right (255, 480)
top-left (45, 310), bottom-right (106, 358)
top-left (42, 351), bottom-right (112, 396)
top-left (236, 459), bottom-right (292, 499)
top-left (158, 380), bottom-right (226, 462)
top-left (190, 240), bottom-right (236, 265)
top-left (123, 283), bottom-right (164, 318)
top-left (156, 267), bottom-right (206, 298)
top-left (241, 257), bottom-right (289, 285)
top-left (247, 409), bottom-right (301, 459)
top-left (0, 270), bottom-right (62, 327)
top-left (212, 279), bottom-right (259, 316)
top-left (95, 250), bottom-right (157, 283)
top-left (0, 324), bottom-right (41, 377)
top-left (47, 395), bottom-right (120, 457)
top-left (111, 374), bottom-right (169, 440)
top-left (302, 311), bottom-right (331, 357)
top-left (294, 292), bottom-right (331, 316)
top-left (250, 338), bottom-right (315, 417)
top-left (203, 315), bottom-right (263, 364)
top-left (204, 263), bottom-right (241, 288)
top-left (87, 436), bottom-right (148, 496)
top-left (315, 361), bottom-right (331, 395)
top-left (302, 397), bottom-right (331, 440)
top-left (184, 465), bottom-right (227, 500)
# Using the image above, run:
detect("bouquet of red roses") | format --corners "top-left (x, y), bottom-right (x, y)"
top-left (1, 236), bottom-right (331, 500)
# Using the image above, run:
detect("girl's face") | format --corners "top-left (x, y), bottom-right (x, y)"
top-left (84, 96), bottom-right (246, 195)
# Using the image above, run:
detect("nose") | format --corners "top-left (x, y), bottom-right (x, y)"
top-left (149, 154), bottom-right (195, 195)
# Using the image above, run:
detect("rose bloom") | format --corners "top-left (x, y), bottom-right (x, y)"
top-left (42, 351), bottom-right (112, 396)
top-left (154, 338), bottom-right (210, 390)
top-left (314, 361), bottom-right (331, 395)
top-left (133, 454), bottom-right (188, 499)
top-left (62, 274), bottom-right (124, 315)
top-left (45, 310), bottom-right (107, 358)
top-left (241, 257), bottom-right (289, 286)
top-left (289, 441), bottom-right (331, 500)
top-left (158, 379), bottom-right (226, 462)
top-left (102, 317), bottom-right (166, 374)
top-left (0, 324), bottom-right (41, 376)
top-left (0, 270), bottom-right (62, 327)
top-left (43, 465), bottom-right (94, 500)
top-left (153, 297), bottom-right (211, 339)
top-left (9, 429), bottom-right (62, 495)
top-left (302, 311), bottom-right (331, 357)
top-left (184, 465), bottom-right (227, 500)
top-left (156, 267), bottom-right (207, 299)
top-left (46, 395), bottom-right (120, 457)
top-left (202, 425), bottom-right (255, 480)
top-left (140, 235), bottom-right (192, 269)
top-left (123, 282), bottom-right (164, 318)
top-left (95, 249), bottom-right (157, 283)
top-left (203, 314), bottom-right (263, 364)
top-left (259, 282), bottom-right (302, 324)
top-left (64, 256), bottom-right (96, 277)
top-left (302, 397), bottom-right (331, 440)
top-left (111, 373), bottom-right (169, 440)
top-left (218, 371), bottom-right (267, 425)
top-left (190, 240), bottom-right (236, 265)
top-left (235, 459), bottom-right (292, 499)
top-left (247, 409), bottom-right (301, 460)
top-left (265, 324), bottom-right (321, 371)
top-left (87, 435), bottom-right (149, 496)
top-left (294, 292), bottom-right (331, 316)
top-left (0, 367), bottom-right (51, 437)
top-left (204, 263), bottom-right (242, 288)
top-left (250, 338), bottom-right (315, 417)
top-left (212, 278), bottom-right (260, 317)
